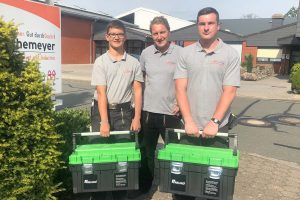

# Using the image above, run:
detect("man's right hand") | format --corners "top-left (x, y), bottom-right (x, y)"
top-left (184, 120), bottom-right (200, 137)
top-left (100, 122), bottom-right (110, 137)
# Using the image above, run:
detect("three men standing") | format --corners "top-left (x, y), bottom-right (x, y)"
top-left (91, 7), bottom-right (240, 200)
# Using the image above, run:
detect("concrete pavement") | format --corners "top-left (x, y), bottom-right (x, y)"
top-left (61, 64), bottom-right (300, 200)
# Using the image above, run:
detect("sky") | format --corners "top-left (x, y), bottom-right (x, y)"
top-left (55, 0), bottom-right (300, 20)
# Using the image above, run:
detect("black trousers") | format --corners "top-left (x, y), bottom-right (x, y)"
top-left (91, 100), bottom-right (133, 143)
top-left (139, 111), bottom-right (184, 191)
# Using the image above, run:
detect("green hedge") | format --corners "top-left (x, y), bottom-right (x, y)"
top-left (54, 109), bottom-right (90, 200)
top-left (0, 17), bottom-right (63, 200)
top-left (290, 63), bottom-right (300, 93)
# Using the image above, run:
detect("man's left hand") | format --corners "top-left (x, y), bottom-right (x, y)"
top-left (202, 121), bottom-right (218, 138)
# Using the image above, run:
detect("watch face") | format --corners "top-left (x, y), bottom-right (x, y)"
top-left (211, 118), bottom-right (220, 125)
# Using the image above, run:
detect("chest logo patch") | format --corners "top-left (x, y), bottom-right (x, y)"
top-left (165, 60), bottom-right (176, 65)
top-left (123, 69), bottom-right (133, 74)
top-left (210, 59), bottom-right (225, 67)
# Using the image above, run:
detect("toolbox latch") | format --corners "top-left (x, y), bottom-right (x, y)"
top-left (208, 166), bottom-right (223, 179)
top-left (171, 162), bottom-right (184, 174)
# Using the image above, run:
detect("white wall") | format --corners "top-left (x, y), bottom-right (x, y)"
top-left (229, 44), bottom-right (242, 60)
top-left (133, 9), bottom-right (194, 31)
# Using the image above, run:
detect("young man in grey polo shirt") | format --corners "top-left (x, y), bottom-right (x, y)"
top-left (175, 7), bottom-right (240, 147)
top-left (91, 20), bottom-right (143, 136)
top-left (127, 16), bottom-right (183, 199)
top-left (90, 20), bottom-right (143, 199)
top-left (174, 7), bottom-right (240, 200)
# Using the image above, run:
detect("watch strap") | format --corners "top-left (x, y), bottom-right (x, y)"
top-left (211, 117), bottom-right (221, 125)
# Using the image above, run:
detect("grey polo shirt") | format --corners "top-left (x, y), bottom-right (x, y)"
top-left (91, 52), bottom-right (144, 104)
top-left (174, 39), bottom-right (240, 129)
top-left (140, 43), bottom-right (182, 115)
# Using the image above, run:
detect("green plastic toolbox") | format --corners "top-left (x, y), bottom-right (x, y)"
top-left (156, 129), bottom-right (239, 200)
top-left (69, 131), bottom-right (140, 193)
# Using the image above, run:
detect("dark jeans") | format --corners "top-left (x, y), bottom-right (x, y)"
top-left (139, 111), bottom-right (184, 191)
top-left (89, 100), bottom-right (134, 200)
top-left (91, 100), bottom-right (133, 143)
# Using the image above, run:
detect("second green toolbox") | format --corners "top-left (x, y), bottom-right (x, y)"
top-left (69, 131), bottom-right (140, 194)
top-left (156, 129), bottom-right (239, 200)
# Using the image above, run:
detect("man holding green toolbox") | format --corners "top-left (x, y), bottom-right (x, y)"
top-left (91, 20), bottom-right (143, 138)
top-left (174, 7), bottom-right (240, 200)
top-left (175, 7), bottom-right (240, 147)
top-left (90, 20), bottom-right (143, 199)
top-left (127, 16), bottom-right (184, 199)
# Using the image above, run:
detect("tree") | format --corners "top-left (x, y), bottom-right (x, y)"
top-left (284, 6), bottom-right (298, 17)
top-left (0, 17), bottom-right (63, 200)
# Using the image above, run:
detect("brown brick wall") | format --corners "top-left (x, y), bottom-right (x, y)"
top-left (61, 15), bottom-right (94, 64)
top-left (242, 41), bottom-right (257, 66)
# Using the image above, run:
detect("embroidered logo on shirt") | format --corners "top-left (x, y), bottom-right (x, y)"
top-left (210, 59), bottom-right (225, 67)
top-left (165, 60), bottom-right (176, 65)
top-left (124, 69), bottom-right (133, 74)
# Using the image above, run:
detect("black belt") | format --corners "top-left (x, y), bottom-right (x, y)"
top-left (108, 102), bottom-right (131, 110)
top-left (94, 100), bottom-right (132, 110)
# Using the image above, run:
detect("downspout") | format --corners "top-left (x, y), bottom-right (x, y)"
top-left (90, 21), bottom-right (93, 64)
top-left (91, 19), bottom-right (99, 63)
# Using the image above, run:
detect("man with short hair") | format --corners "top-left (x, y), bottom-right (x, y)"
top-left (91, 20), bottom-right (143, 136)
top-left (174, 7), bottom-right (240, 200)
top-left (91, 20), bottom-right (143, 199)
top-left (127, 16), bottom-right (183, 199)
top-left (175, 7), bottom-right (240, 146)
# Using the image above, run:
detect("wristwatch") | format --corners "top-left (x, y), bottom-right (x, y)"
top-left (211, 118), bottom-right (221, 125)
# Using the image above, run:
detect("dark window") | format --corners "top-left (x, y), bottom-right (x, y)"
top-left (95, 41), bottom-right (108, 59)
top-left (126, 40), bottom-right (143, 55)
top-left (175, 41), bottom-right (184, 47)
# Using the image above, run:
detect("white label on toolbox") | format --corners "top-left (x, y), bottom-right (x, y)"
top-left (84, 180), bottom-right (97, 184)
top-left (83, 174), bottom-right (98, 190)
top-left (203, 178), bottom-right (220, 197)
top-left (115, 172), bottom-right (128, 188)
top-left (171, 179), bottom-right (185, 185)
top-left (170, 174), bottom-right (186, 192)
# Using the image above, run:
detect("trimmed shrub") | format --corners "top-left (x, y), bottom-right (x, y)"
top-left (0, 17), bottom-right (63, 199)
top-left (245, 54), bottom-right (254, 73)
top-left (290, 63), bottom-right (300, 93)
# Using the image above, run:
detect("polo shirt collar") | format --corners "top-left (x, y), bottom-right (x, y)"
top-left (153, 42), bottom-right (174, 55)
top-left (106, 51), bottom-right (127, 63)
top-left (196, 38), bottom-right (224, 54)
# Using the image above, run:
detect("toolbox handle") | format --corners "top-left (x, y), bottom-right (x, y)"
top-left (72, 131), bottom-right (139, 150)
top-left (173, 129), bottom-right (229, 137)
top-left (165, 128), bottom-right (238, 156)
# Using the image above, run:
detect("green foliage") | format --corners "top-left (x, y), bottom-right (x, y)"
top-left (290, 63), bottom-right (300, 93)
top-left (54, 109), bottom-right (90, 200)
top-left (245, 54), bottom-right (254, 73)
top-left (0, 17), bottom-right (25, 74)
top-left (284, 6), bottom-right (298, 18)
top-left (0, 17), bottom-right (63, 200)
top-left (241, 61), bottom-right (246, 68)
